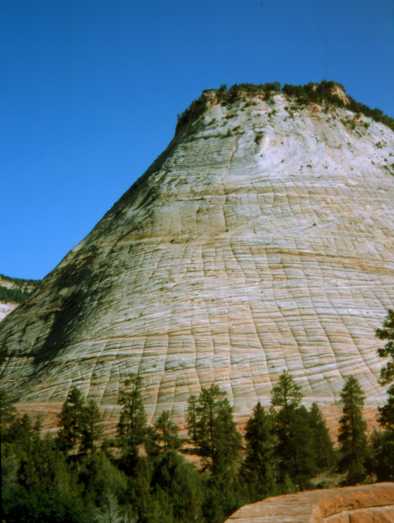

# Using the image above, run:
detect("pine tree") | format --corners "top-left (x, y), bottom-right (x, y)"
top-left (373, 310), bottom-right (394, 482)
top-left (186, 396), bottom-right (198, 443)
top-left (240, 402), bottom-right (278, 501)
top-left (187, 385), bottom-right (242, 521)
top-left (146, 410), bottom-right (181, 457)
top-left (370, 429), bottom-right (394, 481)
top-left (274, 405), bottom-right (316, 489)
top-left (271, 371), bottom-right (302, 409)
top-left (57, 387), bottom-right (102, 457)
top-left (308, 403), bottom-right (335, 471)
top-left (187, 385), bottom-right (241, 475)
top-left (0, 389), bottom-right (17, 523)
top-left (57, 387), bottom-right (86, 455)
top-left (271, 373), bottom-right (316, 489)
top-left (117, 375), bottom-right (147, 472)
top-left (378, 383), bottom-right (394, 431)
top-left (376, 309), bottom-right (394, 384)
top-left (370, 384), bottom-right (394, 481)
top-left (338, 376), bottom-right (368, 484)
top-left (79, 399), bottom-right (103, 455)
top-left (150, 451), bottom-right (204, 523)
top-left (0, 389), bottom-right (16, 435)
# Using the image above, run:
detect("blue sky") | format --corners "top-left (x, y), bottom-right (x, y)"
top-left (2, 0), bottom-right (393, 280)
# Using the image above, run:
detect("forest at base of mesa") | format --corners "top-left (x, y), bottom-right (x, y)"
top-left (1, 310), bottom-right (394, 523)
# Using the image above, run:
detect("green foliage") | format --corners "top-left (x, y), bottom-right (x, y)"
top-left (271, 371), bottom-right (302, 409)
top-left (378, 384), bottom-right (394, 431)
top-left (370, 430), bottom-right (394, 481)
top-left (0, 372), bottom-right (352, 523)
top-left (176, 81), bottom-right (394, 137)
top-left (146, 410), bottom-right (181, 457)
top-left (151, 451), bottom-right (204, 523)
top-left (0, 274), bottom-right (39, 304)
top-left (273, 405), bottom-right (317, 489)
top-left (187, 385), bottom-right (242, 521)
top-left (0, 388), bottom-right (17, 434)
top-left (187, 384), bottom-right (241, 476)
top-left (0, 285), bottom-right (31, 303)
top-left (57, 387), bottom-right (103, 457)
top-left (117, 375), bottom-right (148, 472)
top-left (308, 403), bottom-right (336, 471)
top-left (338, 377), bottom-right (368, 484)
top-left (240, 402), bottom-right (278, 501)
top-left (5, 433), bottom-right (91, 523)
top-left (370, 313), bottom-right (394, 482)
top-left (376, 309), bottom-right (394, 384)
top-left (270, 375), bottom-right (323, 489)
top-left (77, 453), bottom-right (128, 508)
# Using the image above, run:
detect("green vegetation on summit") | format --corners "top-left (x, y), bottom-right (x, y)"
top-left (176, 81), bottom-right (394, 134)
top-left (0, 274), bottom-right (40, 304)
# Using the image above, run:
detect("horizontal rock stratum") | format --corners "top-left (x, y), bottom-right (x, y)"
top-left (1, 82), bottom-right (394, 418)
top-left (226, 482), bottom-right (394, 522)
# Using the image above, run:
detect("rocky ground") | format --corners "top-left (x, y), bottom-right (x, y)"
top-left (226, 482), bottom-right (394, 522)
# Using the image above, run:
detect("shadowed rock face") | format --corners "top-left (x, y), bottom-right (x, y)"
top-left (226, 483), bottom-right (394, 522)
top-left (1, 85), bottom-right (394, 418)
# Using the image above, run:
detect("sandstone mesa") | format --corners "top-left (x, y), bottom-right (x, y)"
top-left (1, 83), bottom-right (394, 421)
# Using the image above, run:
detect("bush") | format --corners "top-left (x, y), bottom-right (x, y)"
top-left (176, 80), bottom-right (394, 135)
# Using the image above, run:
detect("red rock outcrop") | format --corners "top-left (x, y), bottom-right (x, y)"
top-left (226, 483), bottom-right (394, 523)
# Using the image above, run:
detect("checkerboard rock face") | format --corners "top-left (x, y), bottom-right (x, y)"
top-left (1, 87), bottom-right (394, 419)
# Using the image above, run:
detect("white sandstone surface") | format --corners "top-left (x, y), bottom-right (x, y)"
top-left (0, 302), bottom-right (17, 322)
top-left (0, 88), bottom-right (393, 418)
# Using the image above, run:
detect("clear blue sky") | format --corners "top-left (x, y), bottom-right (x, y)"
top-left (2, 1), bottom-right (393, 280)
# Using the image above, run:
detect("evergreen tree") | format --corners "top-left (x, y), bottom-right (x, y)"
top-left (80, 399), bottom-right (103, 456)
top-left (186, 396), bottom-right (198, 443)
top-left (187, 385), bottom-right (242, 521)
top-left (372, 310), bottom-right (394, 482)
top-left (337, 376), bottom-right (368, 484)
top-left (57, 387), bottom-right (86, 455)
top-left (271, 373), bottom-right (316, 489)
top-left (187, 385), bottom-right (241, 475)
top-left (370, 429), bottom-right (394, 481)
top-left (57, 387), bottom-right (102, 457)
top-left (369, 384), bottom-right (394, 481)
top-left (308, 403), bottom-right (335, 471)
top-left (240, 402), bottom-right (278, 501)
top-left (146, 410), bottom-right (181, 457)
top-left (376, 309), bottom-right (394, 384)
top-left (6, 434), bottom-right (90, 523)
top-left (117, 375), bottom-right (147, 472)
top-left (378, 383), bottom-right (394, 431)
top-left (0, 389), bottom-right (17, 435)
top-left (0, 389), bottom-right (17, 523)
top-left (274, 405), bottom-right (316, 489)
top-left (77, 452), bottom-right (128, 510)
top-left (271, 371), bottom-right (302, 409)
top-left (150, 451), bottom-right (204, 523)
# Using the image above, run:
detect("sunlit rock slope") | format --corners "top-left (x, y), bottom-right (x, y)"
top-left (1, 82), bottom-right (393, 418)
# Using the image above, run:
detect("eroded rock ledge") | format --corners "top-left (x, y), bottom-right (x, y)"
top-left (226, 483), bottom-right (394, 523)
